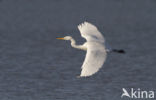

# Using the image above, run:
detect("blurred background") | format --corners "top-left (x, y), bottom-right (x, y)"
top-left (0, 0), bottom-right (156, 100)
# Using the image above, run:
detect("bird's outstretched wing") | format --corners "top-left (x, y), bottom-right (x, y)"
top-left (80, 42), bottom-right (107, 77)
top-left (78, 22), bottom-right (105, 43)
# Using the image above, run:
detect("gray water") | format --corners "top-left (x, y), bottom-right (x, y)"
top-left (0, 0), bottom-right (156, 100)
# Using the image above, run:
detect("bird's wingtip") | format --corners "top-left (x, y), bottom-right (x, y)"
top-left (78, 21), bottom-right (92, 28)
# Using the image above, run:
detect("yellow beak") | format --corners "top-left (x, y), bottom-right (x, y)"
top-left (56, 37), bottom-right (65, 40)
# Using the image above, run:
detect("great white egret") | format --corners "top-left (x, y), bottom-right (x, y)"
top-left (57, 22), bottom-right (125, 77)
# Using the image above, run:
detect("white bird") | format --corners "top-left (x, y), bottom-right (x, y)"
top-left (57, 22), bottom-right (125, 77)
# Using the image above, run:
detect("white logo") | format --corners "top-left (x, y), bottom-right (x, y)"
top-left (121, 88), bottom-right (155, 99)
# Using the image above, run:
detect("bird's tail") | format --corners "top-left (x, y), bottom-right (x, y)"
top-left (112, 49), bottom-right (125, 54)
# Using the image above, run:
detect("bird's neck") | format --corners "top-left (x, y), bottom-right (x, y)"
top-left (70, 38), bottom-right (87, 51)
top-left (70, 38), bottom-right (78, 49)
top-left (70, 38), bottom-right (76, 46)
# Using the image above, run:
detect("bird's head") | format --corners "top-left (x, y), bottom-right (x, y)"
top-left (56, 36), bottom-right (72, 40)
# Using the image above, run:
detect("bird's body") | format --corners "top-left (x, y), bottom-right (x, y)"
top-left (57, 22), bottom-right (125, 77)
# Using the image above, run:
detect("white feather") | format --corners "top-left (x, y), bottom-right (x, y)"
top-left (78, 22), bottom-right (107, 77)
top-left (80, 42), bottom-right (106, 77)
top-left (78, 22), bottom-right (105, 43)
